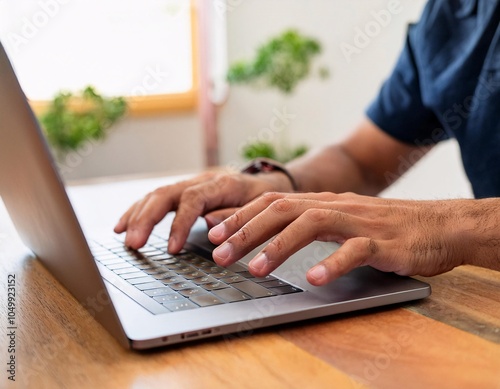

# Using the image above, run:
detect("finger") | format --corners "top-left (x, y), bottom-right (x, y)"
top-left (208, 192), bottom-right (285, 244)
top-left (115, 172), bottom-right (221, 248)
top-left (114, 200), bottom-right (140, 233)
top-left (211, 191), bottom-right (381, 244)
top-left (168, 174), bottom-right (252, 253)
top-left (204, 208), bottom-right (239, 229)
top-left (247, 208), bottom-right (364, 277)
top-left (212, 197), bottom-right (329, 266)
top-left (306, 237), bottom-right (380, 285)
top-left (123, 188), bottom-right (178, 248)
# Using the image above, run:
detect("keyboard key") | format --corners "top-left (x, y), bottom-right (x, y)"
top-left (220, 274), bottom-right (246, 284)
top-left (153, 293), bottom-right (184, 304)
top-left (114, 267), bottom-right (143, 275)
top-left (154, 258), bottom-right (179, 265)
top-left (180, 255), bottom-right (205, 266)
top-left (191, 275), bottom-right (218, 285)
top-left (123, 258), bottom-right (146, 266)
top-left (113, 234), bottom-right (126, 243)
top-left (258, 279), bottom-right (287, 288)
top-left (107, 262), bottom-right (134, 271)
top-left (138, 246), bottom-right (158, 254)
top-left (169, 281), bottom-right (196, 291)
top-left (253, 275), bottom-right (279, 283)
top-left (178, 287), bottom-right (207, 297)
top-left (212, 287), bottom-right (250, 302)
top-left (87, 240), bottom-right (101, 249)
top-left (204, 266), bottom-right (226, 274)
top-left (233, 272), bottom-right (277, 284)
top-left (99, 257), bottom-right (127, 266)
top-left (135, 263), bottom-right (156, 270)
top-left (174, 265), bottom-right (198, 275)
top-left (98, 241), bottom-right (125, 250)
top-left (269, 285), bottom-right (302, 295)
top-left (145, 287), bottom-right (174, 297)
top-left (91, 248), bottom-right (111, 256)
top-left (190, 294), bottom-right (224, 307)
top-left (95, 253), bottom-right (121, 261)
top-left (144, 267), bottom-right (165, 275)
top-left (127, 276), bottom-right (156, 285)
top-left (152, 271), bottom-right (177, 280)
top-left (210, 270), bottom-right (236, 279)
top-left (163, 300), bottom-right (197, 312)
top-left (152, 242), bottom-right (169, 250)
top-left (236, 271), bottom-right (254, 279)
top-left (93, 233), bottom-right (292, 312)
top-left (135, 281), bottom-right (165, 290)
top-left (183, 270), bottom-right (206, 280)
top-left (120, 271), bottom-right (147, 279)
top-left (165, 263), bottom-right (183, 270)
top-left (201, 281), bottom-right (228, 291)
top-left (149, 254), bottom-right (174, 261)
top-left (197, 261), bottom-right (215, 269)
top-left (143, 250), bottom-right (164, 257)
top-left (146, 235), bottom-right (165, 245)
top-left (226, 262), bottom-right (247, 272)
top-left (110, 247), bottom-right (131, 255)
top-left (231, 281), bottom-right (276, 298)
top-left (160, 276), bottom-right (185, 284)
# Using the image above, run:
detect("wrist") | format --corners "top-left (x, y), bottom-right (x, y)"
top-left (241, 158), bottom-right (298, 192)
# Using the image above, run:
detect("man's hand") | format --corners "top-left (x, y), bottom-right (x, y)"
top-left (114, 170), bottom-right (295, 252)
top-left (209, 192), bottom-right (500, 285)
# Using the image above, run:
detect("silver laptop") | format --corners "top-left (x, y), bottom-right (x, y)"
top-left (0, 42), bottom-right (430, 349)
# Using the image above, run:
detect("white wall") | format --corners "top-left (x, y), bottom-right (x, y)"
top-left (219, 0), bottom-right (473, 199)
top-left (67, 0), bottom-right (473, 199)
top-left (61, 113), bottom-right (203, 181)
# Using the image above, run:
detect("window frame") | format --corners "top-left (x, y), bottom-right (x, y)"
top-left (29, 0), bottom-right (198, 117)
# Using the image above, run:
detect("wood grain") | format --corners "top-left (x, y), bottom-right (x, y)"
top-left (3, 177), bottom-right (500, 389)
top-left (280, 308), bottom-right (500, 389)
top-left (0, 242), bottom-right (363, 389)
top-left (410, 266), bottom-right (500, 343)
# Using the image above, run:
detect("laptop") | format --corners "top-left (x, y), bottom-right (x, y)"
top-left (0, 42), bottom-right (431, 349)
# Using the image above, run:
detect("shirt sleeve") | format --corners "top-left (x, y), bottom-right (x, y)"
top-left (366, 26), bottom-right (448, 146)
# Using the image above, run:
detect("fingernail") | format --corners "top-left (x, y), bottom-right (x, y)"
top-left (168, 236), bottom-right (177, 253)
top-left (205, 215), bottom-right (223, 228)
top-left (209, 223), bottom-right (226, 239)
top-left (250, 252), bottom-right (268, 272)
top-left (213, 242), bottom-right (233, 261)
top-left (125, 231), bottom-right (136, 247)
top-left (308, 265), bottom-right (327, 282)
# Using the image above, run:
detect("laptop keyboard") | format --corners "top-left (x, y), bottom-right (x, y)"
top-left (88, 232), bottom-right (302, 314)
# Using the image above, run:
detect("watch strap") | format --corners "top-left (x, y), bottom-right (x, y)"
top-left (241, 157), bottom-right (298, 191)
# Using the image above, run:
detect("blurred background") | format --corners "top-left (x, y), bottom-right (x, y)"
top-left (0, 0), bottom-right (473, 199)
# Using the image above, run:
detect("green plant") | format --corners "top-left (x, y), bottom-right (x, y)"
top-left (227, 29), bottom-right (328, 162)
top-left (227, 29), bottom-right (326, 94)
top-left (242, 141), bottom-right (308, 163)
top-left (39, 86), bottom-right (127, 154)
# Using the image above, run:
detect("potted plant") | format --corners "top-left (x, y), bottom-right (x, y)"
top-left (38, 86), bottom-right (127, 168)
top-left (227, 29), bottom-right (328, 162)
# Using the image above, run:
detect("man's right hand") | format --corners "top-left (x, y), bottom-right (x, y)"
top-left (113, 169), bottom-right (295, 252)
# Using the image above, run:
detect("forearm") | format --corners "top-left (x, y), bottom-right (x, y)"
top-left (285, 118), bottom-right (431, 195)
top-left (459, 198), bottom-right (500, 272)
top-left (286, 144), bottom-right (380, 194)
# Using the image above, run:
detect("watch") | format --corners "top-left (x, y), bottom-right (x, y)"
top-left (241, 157), bottom-right (298, 191)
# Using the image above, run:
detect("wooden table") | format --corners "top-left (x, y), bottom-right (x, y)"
top-left (1, 175), bottom-right (499, 389)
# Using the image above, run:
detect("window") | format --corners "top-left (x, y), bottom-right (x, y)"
top-left (0, 0), bottom-right (197, 115)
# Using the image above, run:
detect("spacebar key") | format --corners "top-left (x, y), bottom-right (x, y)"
top-left (232, 281), bottom-right (276, 298)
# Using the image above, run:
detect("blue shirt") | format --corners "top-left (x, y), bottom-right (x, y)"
top-left (366, 0), bottom-right (500, 198)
